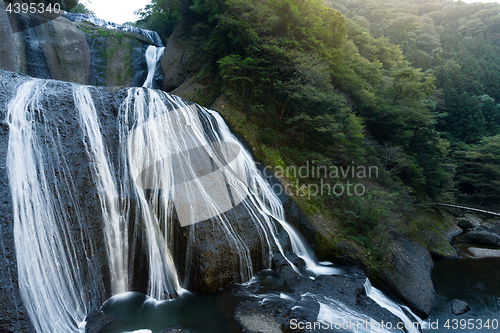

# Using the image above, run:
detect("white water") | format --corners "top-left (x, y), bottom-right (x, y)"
top-left (143, 46), bottom-right (165, 89)
top-left (6, 80), bottom-right (345, 331)
top-left (317, 296), bottom-right (393, 333)
top-left (73, 85), bottom-right (128, 295)
top-left (119, 88), bottom-right (340, 294)
top-left (364, 279), bottom-right (426, 333)
top-left (6, 80), bottom-right (92, 333)
top-left (64, 13), bottom-right (164, 47)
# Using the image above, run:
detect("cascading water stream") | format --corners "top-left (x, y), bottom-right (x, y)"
top-left (63, 13), bottom-right (164, 47)
top-left (118, 87), bottom-right (340, 290)
top-left (73, 85), bottom-right (128, 295)
top-left (6, 79), bottom-right (420, 333)
top-left (364, 279), bottom-right (425, 333)
top-left (6, 80), bottom-right (94, 333)
top-left (142, 46), bottom-right (165, 89)
top-left (316, 295), bottom-right (394, 333)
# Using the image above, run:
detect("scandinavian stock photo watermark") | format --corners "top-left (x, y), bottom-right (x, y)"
top-left (258, 161), bottom-right (379, 199)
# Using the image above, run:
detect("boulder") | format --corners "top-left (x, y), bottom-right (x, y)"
top-left (0, 9), bottom-right (90, 84)
top-left (172, 198), bottom-right (275, 293)
top-left (0, 1), bottom-right (25, 74)
top-left (38, 16), bottom-right (91, 84)
top-left (489, 222), bottom-right (500, 235)
top-left (236, 314), bottom-right (282, 333)
top-left (468, 247), bottom-right (500, 258)
top-left (450, 299), bottom-right (470, 315)
top-left (424, 229), bottom-right (458, 259)
top-left (466, 230), bottom-right (500, 247)
top-left (381, 231), bottom-right (435, 318)
top-left (456, 216), bottom-right (480, 230)
top-left (463, 213), bottom-right (483, 225)
top-left (84, 309), bottom-right (117, 333)
top-left (160, 25), bottom-right (201, 91)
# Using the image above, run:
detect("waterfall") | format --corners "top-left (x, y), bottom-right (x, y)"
top-left (73, 85), bottom-right (128, 295)
top-left (142, 45), bottom-right (165, 89)
top-left (6, 80), bottom-right (95, 333)
top-left (63, 13), bottom-right (164, 47)
top-left (119, 88), bottom-right (260, 297)
top-left (364, 279), bottom-right (425, 333)
top-left (316, 296), bottom-right (393, 333)
top-left (119, 88), bottom-right (341, 289)
top-left (6, 79), bottom-right (342, 332)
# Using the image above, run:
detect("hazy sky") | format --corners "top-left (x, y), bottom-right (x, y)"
top-left (85, 0), bottom-right (151, 24)
top-left (85, 0), bottom-right (500, 25)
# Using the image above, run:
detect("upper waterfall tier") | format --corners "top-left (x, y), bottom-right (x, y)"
top-left (63, 13), bottom-right (164, 47)
top-left (0, 3), bottom-right (156, 87)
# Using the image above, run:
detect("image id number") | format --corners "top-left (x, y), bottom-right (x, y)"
top-left (5, 1), bottom-right (61, 15)
top-left (444, 319), bottom-right (499, 330)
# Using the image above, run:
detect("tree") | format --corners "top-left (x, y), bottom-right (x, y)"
top-left (456, 135), bottom-right (500, 204)
top-left (135, 0), bottom-right (187, 39)
top-left (69, 0), bottom-right (95, 16)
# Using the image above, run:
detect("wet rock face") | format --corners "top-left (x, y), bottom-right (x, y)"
top-left (0, 70), bottom-right (281, 331)
top-left (0, 8), bottom-right (151, 87)
top-left (0, 6), bottom-right (90, 84)
top-left (236, 314), bottom-right (282, 333)
top-left (77, 21), bottom-right (150, 87)
top-left (173, 198), bottom-right (274, 293)
top-left (235, 268), bottom-right (404, 333)
top-left (0, 70), bottom-right (114, 333)
top-left (0, 71), bottom-right (35, 333)
top-left (381, 231), bottom-right (435, 318)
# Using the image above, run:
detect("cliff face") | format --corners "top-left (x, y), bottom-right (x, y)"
top-left (0, 2), bottom-right (151, 87)
top-left (0, 68), bottom-right (303, 332)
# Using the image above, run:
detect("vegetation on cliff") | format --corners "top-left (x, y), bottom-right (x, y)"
top-left (136, 0), bottom-right (499, 270)
top-left (327, 0), bottom-right (500, 205)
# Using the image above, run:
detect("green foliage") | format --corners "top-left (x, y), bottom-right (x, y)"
top-left (69, 1), bottom-right (95, 16)
top-left (135, 1), bottom-right (456, 200)
top-left (328, 0), bottom-right (500, 203)
top-left (339, 186), bottom-right (414, 265)
top-left (137, 0), bottom-right (500, 267)
top-left (455, 135), bottom-right (500, 204)
top-left (135, 0), bottom-right (186, 40)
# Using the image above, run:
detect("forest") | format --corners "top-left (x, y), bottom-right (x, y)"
top-left (130, 0), bottom-right (500, 268)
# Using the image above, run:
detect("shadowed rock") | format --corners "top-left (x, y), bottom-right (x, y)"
top-left (489, 222), bottom-right (500, 235)
top-left (467, 230), bottom-right (500, 247)
top-left (450, 299), bottom-right (470, 315)
top-left (381, 231), bottom-right (435, 318)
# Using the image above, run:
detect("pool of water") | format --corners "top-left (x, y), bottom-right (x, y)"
top-left (425, 237), bottom-right (500, 332)
top-left (97, 270), bottom-right (292, 333)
